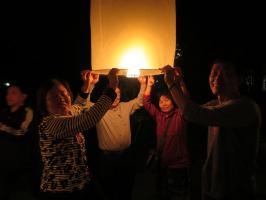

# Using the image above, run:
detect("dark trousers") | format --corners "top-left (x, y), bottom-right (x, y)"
top-left (0, 167), bottom-right (36, 200)
top-left (98, 148), bottom-right (136, 200)
top-left (202, 192), bottom-right (256, 200)
top-left (202, 175), bottom-right (257, 200)
top-left (157, 167), bottom-right (190, 200)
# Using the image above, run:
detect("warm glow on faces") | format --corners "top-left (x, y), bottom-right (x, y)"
top-left (6, 86), bottom-right (26, 107)
top-left (111, 88), bottom-right (121, 108)
top-left (159, 95), bottom-right (174, 113)
top-left (119, 47), bottom-right (149, 77)
top-left (46, 84), bottom-right (72, 115)
top-left (209, 64), bottom-right (238, 96)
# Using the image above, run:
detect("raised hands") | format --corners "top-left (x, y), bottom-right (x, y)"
top-left (90, 72), bottom-right (100, 85)
top-left (161, 65), bottom-right (183, 88)
top-left (107, 68), bottom-right (119, 89)
top-left (81, 68), bottom-right (119, 91)
top-left (147, 76), bottom-right (155, 87)
top-left (161, 65), bottom-right (176, 87)
top-left (81, 70), bottom-right (100, 93)
top-left (81, 70), bottom-right (99, 85)
top-left (138, 76), bottom-right (147, 86)
top-left (144, 75), bottom-right (155, 96)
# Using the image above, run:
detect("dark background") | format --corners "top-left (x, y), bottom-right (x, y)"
top-left (1, 0), bottom-right (265, 92)
top-left (1, 1), bottom-right (266, 199)
top-left (1, 0), bottom-right (265, 135)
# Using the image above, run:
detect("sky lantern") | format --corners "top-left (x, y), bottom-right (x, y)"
top-left (90, 0), bottom-right (176, 77)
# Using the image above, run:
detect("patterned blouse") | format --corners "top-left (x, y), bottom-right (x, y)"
top-left (39, 90), bottom-right (116, 193)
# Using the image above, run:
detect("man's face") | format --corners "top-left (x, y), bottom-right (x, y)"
top-left (209, 63), bottom-right (238, 96)
top-left (6, 86), bottom-right (26, 107)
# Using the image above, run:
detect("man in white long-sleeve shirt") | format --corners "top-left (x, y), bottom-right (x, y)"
top-left (84, 72), bottom-right (146, 200)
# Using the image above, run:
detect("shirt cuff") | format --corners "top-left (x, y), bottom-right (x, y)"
top-left (103, 88), bottom-right (117, 101)
top-left (79, 90), bottom-right (89, 99)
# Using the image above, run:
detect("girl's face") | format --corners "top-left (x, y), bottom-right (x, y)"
top-left (159, 95), bottom-right (174, 113)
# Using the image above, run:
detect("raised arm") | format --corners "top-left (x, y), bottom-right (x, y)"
top-left (144, 76), bottom-right (154, 96)
top-left (81, 70), bottom-right (99, 93)
top-left (162, 65), bottom-right (260, 127)
top-left (75, 70), bottom-right (99, 106)
top-left (124, 76), bottom-right (147, 115)
top-left (136, 76), bottom-right (147, 103)
top-left (143, 76), bottom-right (161, 118)
top-left (175, 67), bottom-right (190, 97)
top-left (162, 65), bottom-right (189, 113)
top-left (43, 68), bottom-right (119, 139)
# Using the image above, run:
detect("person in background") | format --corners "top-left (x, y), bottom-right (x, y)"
top-left (36, 68), bottom-right (118, 200)
top-left (0, 83), bottom-right (35, 200)
top-left (163, 60), bottom-right (261, 200)
top-left (143, 75), bottom-right (190, 200)
top-left (83, 71), bottom-right (146, 200)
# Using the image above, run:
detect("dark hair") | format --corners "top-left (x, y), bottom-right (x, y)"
top-left (212, 59), bottom-right (244, 81)
top-left (156, 89), bottom-right (176, 108)
top-left (36, 78), bottom-right (73, 116)
top-left (4, 83), bottom-right (31, 107)
top-left (6, 82), bottom-right (29, 95)
top-left (6, 85), bottom-right (23, 94)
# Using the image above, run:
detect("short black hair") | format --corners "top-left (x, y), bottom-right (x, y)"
top-left (156, 89), bottom-right (176, 108)
top-left (212, 59), bottom-right (245, 82)
top-left (36, 78), bottom-right (73, 116)
top-left (6, 81), bottom-right (29, 95)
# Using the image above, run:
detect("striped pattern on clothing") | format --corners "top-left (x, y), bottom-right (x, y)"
top-left (39, 94), bottom-right (114, 192)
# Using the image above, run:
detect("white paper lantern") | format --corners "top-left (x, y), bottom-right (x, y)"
top-left (90, 0), bottom-right (176, 77)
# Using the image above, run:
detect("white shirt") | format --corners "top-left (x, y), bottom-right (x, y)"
top-left (88, 84), bottom-right (145, 151)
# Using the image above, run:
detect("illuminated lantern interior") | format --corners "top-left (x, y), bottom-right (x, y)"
top-left (90, 0), bottom-right (176, 77)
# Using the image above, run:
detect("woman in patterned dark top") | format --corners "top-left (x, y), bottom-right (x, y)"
top-left (37, 68), bottom-right (118, 200)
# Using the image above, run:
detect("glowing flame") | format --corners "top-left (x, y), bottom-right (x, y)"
top-left (119, 48), bottom-right (148, 77)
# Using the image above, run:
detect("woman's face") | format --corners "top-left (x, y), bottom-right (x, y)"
top-left (46, 84), bottom-right (72, 115)
top-left (159, 95), bottom-right (174, 113)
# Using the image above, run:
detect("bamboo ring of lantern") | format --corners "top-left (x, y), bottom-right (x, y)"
top-left (90, 0), bottom-right (176, 77)
top-left (91, 69), bottom-right (163, 77)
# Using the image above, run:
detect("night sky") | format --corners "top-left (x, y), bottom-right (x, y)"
top-left (0, 0), bottom-right (265, 101)
top-left (0, 1), bottom-right (266, 198)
